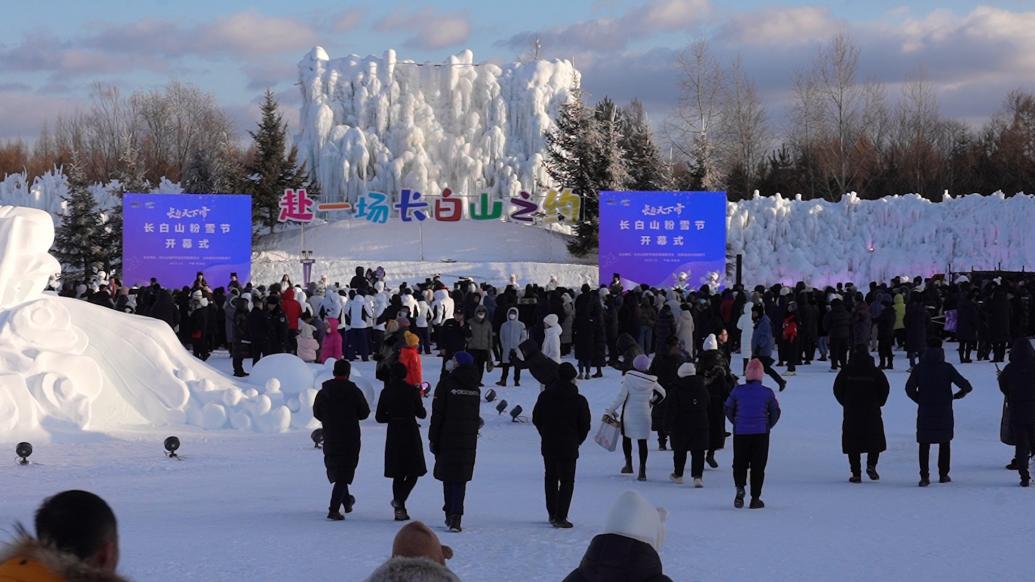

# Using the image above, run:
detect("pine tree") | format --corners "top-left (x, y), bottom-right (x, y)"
top-left (53, 151), bottom-right (106, 281)
top-left (544, 82), bottom-right (599, 256)
top-left (620, 100), bottom-right (670, 190)
top-left (182, 146), bottom-right (215, 194)
top-left (592, 97), bottom-right (630, 192)
top-left (245, 90), bottom-right (318, 233)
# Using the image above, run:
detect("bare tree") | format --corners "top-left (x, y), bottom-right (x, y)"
top-left (668, 40), bottom-right (725, 190)
top-left (790, 71), bottom-right (823, 198)
top-left (719, 56), bottom-right (769, 197)
top-left (815, 33), bottom-right (862, 199)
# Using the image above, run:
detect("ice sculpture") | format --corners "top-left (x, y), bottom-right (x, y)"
top-left (0, 206), bottom-right (314, 440)
top-left (296, 47), bottom-right (579, 206)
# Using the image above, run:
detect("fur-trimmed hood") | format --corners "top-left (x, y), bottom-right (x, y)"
top-left (364, 557), bottom-right (460, 582)
top-left (0, 537), bottom-right (131, 582)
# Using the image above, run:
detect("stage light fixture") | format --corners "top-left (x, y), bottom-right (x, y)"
top-left (509, 405), bottom-right (524, 422)
top-left (16, 442), bottom-right (32, 465)
top-left (164, 436), bottom-right (180, 458)
top-left (311, 428), bottom-right (325, 449)
top-left (484, 389), bottom-right (497, 403)
top-left (496, 400), bottom-right (508, 415)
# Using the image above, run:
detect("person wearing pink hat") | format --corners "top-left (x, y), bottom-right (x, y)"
top-left (724, 358), bottom-right (781, 509)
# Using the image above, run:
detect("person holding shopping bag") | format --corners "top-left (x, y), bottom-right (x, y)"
top-left (604, 354), bottom-right (666, 482)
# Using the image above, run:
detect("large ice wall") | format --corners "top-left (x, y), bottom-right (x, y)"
top-left (729, 192), bottom-right (1035, 288)
top-left (296, 47), bottom-right (579, 205)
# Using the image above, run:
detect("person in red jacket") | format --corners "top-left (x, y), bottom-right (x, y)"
top-left (399, 331), bottom-right (424, 388)
top-left (281, 287), bottom-right (302, 354)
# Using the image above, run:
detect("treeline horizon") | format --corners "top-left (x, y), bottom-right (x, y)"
top-left (2, 34), bottom-right (1035, 201)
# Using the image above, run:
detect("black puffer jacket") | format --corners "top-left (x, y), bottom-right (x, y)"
top-left (532, 380), bottom-right (591, 459)
top-left (562, 534), bottom-right (673, 582)
top-left (519, 338), bottom-right (559, 386)
top-left (665, 371), bottom-right (710, 453)
top-left (905, 348), bottom-right (972, 443)
top-left (999, 338), bottom-right (1035, 427)
top-left (313, 378), bottom-right (371, 484)
top-left (429, 364), bottom-right (481, 482)
top-left (833, 351), bottom-right (889, 454)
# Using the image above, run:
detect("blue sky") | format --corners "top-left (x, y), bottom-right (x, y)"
top-left (1, 0), bottom-right (1034, 140)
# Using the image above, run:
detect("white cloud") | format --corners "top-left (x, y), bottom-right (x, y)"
top-left (375, 8), bottom-right (471, 50)
top-left (500, 0), bottom-right (710, 53)
top-left (331, 8), bottom-right (365, 33)
top-left (722, 6), bottom-right (836, 46)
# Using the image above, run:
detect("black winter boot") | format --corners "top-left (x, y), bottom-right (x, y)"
top-left (734, 487), bottom-right (746, 508)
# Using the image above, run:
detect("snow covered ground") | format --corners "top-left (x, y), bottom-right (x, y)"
top-left (252, 218), bottom-right (597, 288)
top-left (1, 347), bottom-right (1027, 582)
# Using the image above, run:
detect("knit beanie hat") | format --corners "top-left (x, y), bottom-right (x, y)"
top-left (632, 354), bottom-right (651, 372)
top-left (703, 333), bottom-right (718, 352)
top-left (404, 331), bottom-right (420, 348)
top-left (746, 358), bottom-right (765, 382)
top-left (677, 362), bottom-right (696, 378)
top-left (391, 521), bottom-right (454, 565)
top-left (603, 491), bottom-right (668, 552)
top-left (559, 362), bottom-right (578, 383)
top-left (454, 351), bottom-right (474, 367)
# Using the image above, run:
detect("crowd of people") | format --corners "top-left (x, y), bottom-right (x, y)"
top-left (32, 267), bottom-right (1035, 580)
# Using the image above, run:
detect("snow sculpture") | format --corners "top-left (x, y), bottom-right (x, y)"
top-left (296, 47), bottom-right (579, 206)
top-left (0, 206), bottom-right (295, 440)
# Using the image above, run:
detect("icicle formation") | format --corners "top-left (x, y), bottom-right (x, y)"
top-left (296, 47), bottom-right (580, 205)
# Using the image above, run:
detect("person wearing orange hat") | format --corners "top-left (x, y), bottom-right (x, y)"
top-left (399, 331), bottom-right (424, 388)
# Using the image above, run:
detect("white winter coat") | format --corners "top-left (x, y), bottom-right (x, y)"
top-left (737, 301), bottom-right (754, 356)
top-left (542, 313), bottom-right (562, 364)
top-left (348, 297), bottom-right (373, 329)
top-left (414, 300), bottom-right (431, 328)
top-left (400, 293), bottom-right (418, 317)
top-left (607, 370), bottom-right (665, 440)
top-left (676, 309), bottom-right (695, 357)
top-left (372, 292), bottom-right (389, 331)
top-left (431, 289), bottom-right (454, 325)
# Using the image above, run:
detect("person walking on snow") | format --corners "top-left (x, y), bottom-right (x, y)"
top-left (533, 362), bottom-right (592, 528)
top-left (725, 358), bottom-right (781, 509)
top-left (605, 354), bottom-right (666, 482)
top-left (313, 359), bottom-right (371, 521)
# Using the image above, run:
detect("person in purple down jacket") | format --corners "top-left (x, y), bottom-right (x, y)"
top-left (724, 358), bottom-right (781, 509)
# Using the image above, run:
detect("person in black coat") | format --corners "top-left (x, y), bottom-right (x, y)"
top-left (247, 299), bottom-right (271, 365)
top-left (698, 336), bottom-right (736, 466)
top-left (436, 312), bottom-right (467, 377)
top-left (876, 297), bottom-right (896, 370)
top-left (905, 339), bottom-right (972, 486)
top-left (998, 338), bottom-right (1035, 486)
top-left (376, 363), bottom-right (428, 520)
top-left (652, 305), bottom-right (676, 357)
top-left (562, 491), bottom-right (672, 582)
top-left (574, 287), bottom-right (606, 379)
top-left (188, 300), bottom-right (210, 361)
top-left (532, 363), bottom-right (591, 528)
top-left (616, 332), bottom-right (645, 375)
top-left (988, 286), bottom-right (1012, 362)
top-left (903, 294), bottom-right (929, 369)
top-left (313, 359), bottom-right (371, 520)
top-left (955, 291), bottom-right (978, 363)
top-left (824, 298), bottom-right (851, 371)
top-left (266, 296), bottom-right (289, 355)
top-left (797, 294), bottom-right (818, 365)
top-left (231, 297), bottom-right (251, 377)
top-left (648, 336), bottom-right (684, 451)
top-left (429, 351), bottom-right (482, 532)
top-left (834, 346), bottom-right (890, 482)
top-left (665, 362), bottom-right (710, 486)
top-left (518, 338), bottom-right (560, 387)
